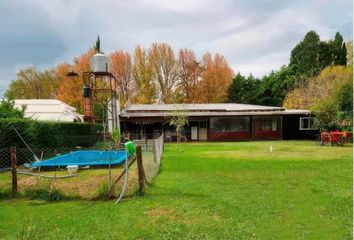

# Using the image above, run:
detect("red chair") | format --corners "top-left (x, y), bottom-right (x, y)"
top-left (320, 131), bottom-right (330, 145)
top-left (330, 131), bottom-right (344, 146)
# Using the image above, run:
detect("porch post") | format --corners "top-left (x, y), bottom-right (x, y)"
top-left (250, 116), bottom-right (253, 141)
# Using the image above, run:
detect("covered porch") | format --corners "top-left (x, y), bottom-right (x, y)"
top-left (121, 116), bottom-right (283, 142)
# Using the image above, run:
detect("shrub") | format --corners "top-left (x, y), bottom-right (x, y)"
top-left (0, 119), bottom-right (103, 167)
top-left (0, 119), bottom-right (103, 149)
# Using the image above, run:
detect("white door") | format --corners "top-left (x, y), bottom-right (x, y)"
top-left (191, 126), bottom-right (198, 140)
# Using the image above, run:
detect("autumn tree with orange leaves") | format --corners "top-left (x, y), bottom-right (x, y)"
top-left (149, 43), bottom-right (179, 103)
top-left (178, 49), bottom-right (202, 103)
top-left (132, 46), bottom-right (157, 104)
top-left (57, 49), bottom-right (96, 112)
top-left (6, 41), bottom-right (236, 114)
top-left (199, 53), bottom-right (234, 103)
top-left (56, 63), bottom-right (77, 108)
top-left (110, 50), bottom-right (133, 107)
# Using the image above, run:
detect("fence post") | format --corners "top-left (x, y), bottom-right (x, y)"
top-left (10, 146), bottom-right (17, 196)
top-left (136, 145), bottom-right (146, 193)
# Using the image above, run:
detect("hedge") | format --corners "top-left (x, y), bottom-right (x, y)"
top-left (0, 119), bottom-right (103, 149)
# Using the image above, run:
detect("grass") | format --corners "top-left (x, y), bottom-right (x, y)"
top-left (0, 141), bottom-right (352, 239)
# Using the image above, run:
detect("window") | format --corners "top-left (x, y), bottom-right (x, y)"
top-left (299, 117), bottom-right (317, 130)
top-left (272, 118), bottom-right (277, 131)
top-left (261, 117), bottom-right (277, 131)
top-left (210, 117), bottom-right (250, 132)
top-left (262, 119), bottom-right (272, 131)
top-left (252, 116), bottom-right (281, 132)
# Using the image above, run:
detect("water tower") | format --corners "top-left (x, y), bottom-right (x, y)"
top-left (81, 51), bottom-right (120, 134)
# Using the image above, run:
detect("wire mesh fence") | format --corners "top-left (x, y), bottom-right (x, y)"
top-left (142, 134), bottom-right (164, 182)
top-left (0, 127), bottom-right (164, 201)
top-left (0, 147), bottom-right (74, 169)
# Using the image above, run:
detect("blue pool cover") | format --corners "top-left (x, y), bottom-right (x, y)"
top-left (31, 150), bottom-right (127, 167)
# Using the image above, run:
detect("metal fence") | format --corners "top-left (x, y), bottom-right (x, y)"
top-left (138, 134), bottom-right (164, 182)
top-left (0, 133), bottom-right (164, 200)
top-left (0, 147), bottom-right (74, 169)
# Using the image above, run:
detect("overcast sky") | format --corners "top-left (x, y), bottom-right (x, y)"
top-left (0, 0), bottom-right (352, 97)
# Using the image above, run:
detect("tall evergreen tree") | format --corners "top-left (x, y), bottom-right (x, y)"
top-left (332, 32), bottom-right (347, 65)
top-left (290, 31), bottom-right (321, 76)
top-left (94, 35), bottom-right (101, 53)
top-left (227, 73), bottom-right (245, 103)
top-left (256, 65), bottom-right (300, 106)
top-left (227, 73), bottom-right (261, 104)
top-left (319, 41), bottom-right (333, 69)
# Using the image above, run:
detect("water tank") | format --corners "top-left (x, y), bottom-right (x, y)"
top-left (91, 52), bottom-right (109, 73)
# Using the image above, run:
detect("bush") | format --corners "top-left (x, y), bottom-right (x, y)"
top-left (0, 99), bottom-right (25, 119)
top-left (0, 119), bottom-right (103, 167)
top-left (312, 69), bottom-right (353, 131)
top-left (0, 119), bottom-right (103, 149)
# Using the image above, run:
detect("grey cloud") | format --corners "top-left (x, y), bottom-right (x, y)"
top-left (0, 0), bottom-right (352, 97)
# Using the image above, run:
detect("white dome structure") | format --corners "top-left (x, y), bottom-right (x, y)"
top-left (13, 99), bottom-right (83, 122)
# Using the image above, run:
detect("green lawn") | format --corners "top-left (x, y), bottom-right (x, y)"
top-left (0, 141), bottom-right (352, 239)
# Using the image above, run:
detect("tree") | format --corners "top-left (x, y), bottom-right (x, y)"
top-left (132, 46), bottom-right (157, 103)
top-left (333, 80), bottom-right (352, 129)
top-left (227, 73), bottom-right (261, 104)
top-left (259, 31), bottom-right (349, 107)
top-left (332, 32), bottom-right (347, 66)
top-left (167, 106), bottom-right (189, 142)
top-left (228, 73), bottom-right (245, 103)
top-left (94, 35), bottom-right (101, 53)
top-left (253, 65), bottom-right (301, 107)
top-left (0, 99), bottom-right (25, 119)
top-left (110, 50), bottom-right (133, 107)
top-left (57, 63), bottom-right (81, 111)
top-left (199, 53), bottom-right (233, 103)
top-left (282, 87), bottom-right (308, 110)
top-left (290, 31), bottom-right (321, 76)
top-left (178, 49), bottom-right (202, 103)
top-left (6, 66), bottom-right (61, 99)
top-left (57, 49), bottom-right (96, 113)
top-left (312, 78), bottom-right (352, 131)
top-left (283, 65), bottom-right (353, 130)
top-left (149, 43), bottom-right (179, 103)
top-left (290, 31), bottom-right (347, 78)
top-left (319, 40), bottom-right (333, 69)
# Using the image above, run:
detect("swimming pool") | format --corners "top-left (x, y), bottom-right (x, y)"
top-left (31, 150), bottom-right (127, 167)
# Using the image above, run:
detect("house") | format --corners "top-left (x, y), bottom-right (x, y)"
top-left (13, 99), bottom-right (83, 122)
top-left (120, 103), bottom-right (317, 141)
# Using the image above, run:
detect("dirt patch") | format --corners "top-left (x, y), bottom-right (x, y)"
top-left (145, 207), bottom-right (175, 217)
top-left (15, 163), bottom-right (140, 200)
top-left (212, 213), bottom-right (221, 221)
top-left (144, 207), bottom-right (201, 225)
